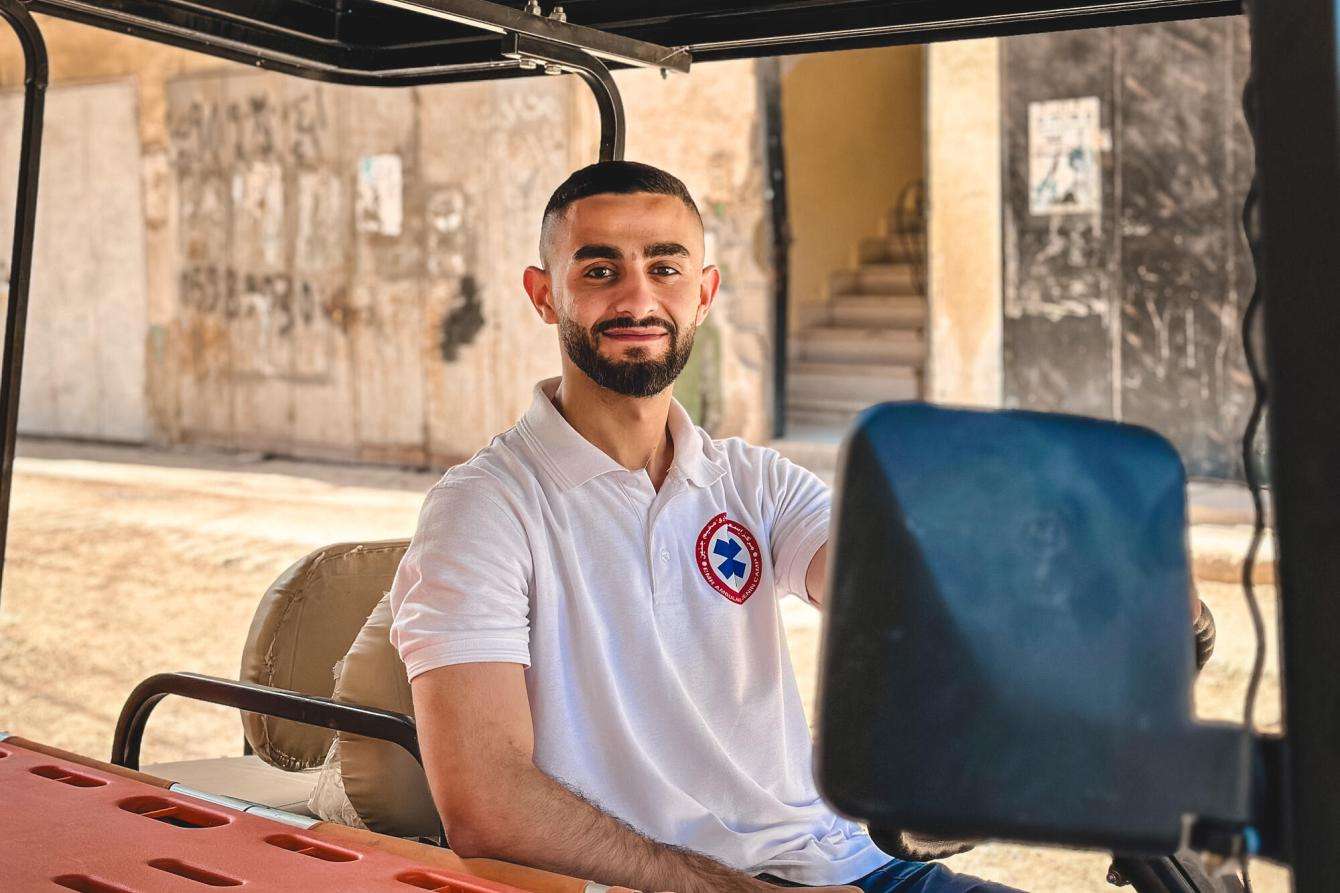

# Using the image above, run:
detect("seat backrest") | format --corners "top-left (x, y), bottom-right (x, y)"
top-left (333, 593), bottom-right (439, 837)
top-left (240, 540), bottom-right (410, 771)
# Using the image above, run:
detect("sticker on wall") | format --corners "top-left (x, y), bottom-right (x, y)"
top-left (1028, 97), bottom-right (1102, 216)
top-left (356, 153), bottom-right (403, 237)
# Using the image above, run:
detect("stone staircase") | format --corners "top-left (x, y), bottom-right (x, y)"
top-left (777, 205), bottom-right (927, 478)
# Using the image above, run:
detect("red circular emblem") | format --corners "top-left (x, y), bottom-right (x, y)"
top-left (695, 512), bottom-right (763, 604)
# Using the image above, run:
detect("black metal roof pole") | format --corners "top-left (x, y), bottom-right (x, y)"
top-left (371, 0), bottom-right (690, 73)
top-left (1247, 0), bottom-right (1340, 885)
top-left (0, 0), bottom-right (45, 612)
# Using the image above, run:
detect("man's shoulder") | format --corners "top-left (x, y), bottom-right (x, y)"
top-left (426, 426), bottom-right (539, 514)
top-left (703, 433), bottom-right (785, 477)
top-left (702, 433), bottom-right (830, 499)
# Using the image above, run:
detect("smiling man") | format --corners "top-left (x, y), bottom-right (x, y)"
top-left (388, 161), bottom-right (1019, 893)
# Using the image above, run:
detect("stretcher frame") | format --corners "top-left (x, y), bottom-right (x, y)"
top-left (0, 0), bottom-right (1334, 890)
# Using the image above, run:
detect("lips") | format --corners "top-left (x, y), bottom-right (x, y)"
top-left (602, 330), bottom-right (668, 341)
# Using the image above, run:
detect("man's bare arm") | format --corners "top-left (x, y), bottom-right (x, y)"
top-left (805, 543), bottom-right (829, 608)
top-left (411, 663), bottom-right (854, 892)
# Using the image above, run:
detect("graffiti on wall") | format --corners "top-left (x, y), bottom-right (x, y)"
top-left (169, 76), bottom-right (348, 384)
top-left (177, 266), bottom-right (351, 334)
top-left (170, 87), bottom-right (329, 173)
top-left (425, 186), bottom-right (486, 363)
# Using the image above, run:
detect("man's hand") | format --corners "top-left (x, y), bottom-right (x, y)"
top-left (411, 662), bottom-right (785, 893)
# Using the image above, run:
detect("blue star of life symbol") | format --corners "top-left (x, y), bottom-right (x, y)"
top-left (713, 536), bottom-right (747, 581)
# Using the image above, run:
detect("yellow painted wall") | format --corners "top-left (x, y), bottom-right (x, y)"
top-left (781, 46), bottom-right (924, 331)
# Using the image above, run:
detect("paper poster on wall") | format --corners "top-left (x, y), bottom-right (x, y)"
top-left (1028, 97), bottom-right (1102, 216)
top-left (356, 153), bottom-right (403, 236)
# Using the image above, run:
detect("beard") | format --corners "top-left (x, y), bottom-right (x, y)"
top-left (559, 313), bottom-right (696, 398)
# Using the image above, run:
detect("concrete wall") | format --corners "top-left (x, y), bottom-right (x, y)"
top-left (0, 18), bottom-right (776, 464)
top-left (0, 80), bottom-right (149, 441)
top-left (1000, 19), bottom-right (1253, 478)
top-left (781, 46), bottom-right (924, 331)
top-left (0, 16), bottom-right (231, 445)
top-left (926, 39), bottom-right (1003, 408)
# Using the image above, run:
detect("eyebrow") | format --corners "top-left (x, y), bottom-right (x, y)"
top-left (571, 242), bottom-right (691, 262)
top-left (645, 242), bottom-right (690, 259)
top-left (573, 244), bottom-right (622, 262)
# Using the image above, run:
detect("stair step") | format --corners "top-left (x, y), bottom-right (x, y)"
top-left (786, 402), bottom-right (892, 432)
top-left (828, 295), bottom-right (926, 328)
top-left (787, 409), bottom-right (855, 431)
top-left (830, 263), bottom-right (920, 297)
top-left (799, 326), bottom-right (925, 366)
top-left (788, 362), bottom-right (920, 406)
top-left (857, 236), bottom-right (920, 265)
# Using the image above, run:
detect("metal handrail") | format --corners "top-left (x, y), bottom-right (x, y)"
top-left (111, 671), bottom-right (422, 772)
top-left (892, 178), bottom-right (926, 296)
top-left (0, 0), bottom-right (47, 608)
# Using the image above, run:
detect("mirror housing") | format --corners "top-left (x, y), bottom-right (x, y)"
top-left (815, 404), bottom-right (1251, 854)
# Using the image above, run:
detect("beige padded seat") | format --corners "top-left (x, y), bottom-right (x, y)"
top-left (144, 540), bottom-right (411, 813)
top-left (144, 756), bottom-right (321, 814)
top-left (324, 593), bottom-right (439, 836)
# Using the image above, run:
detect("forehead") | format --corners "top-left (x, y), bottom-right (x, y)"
top-left (556, 192), bottom-right (702, 252)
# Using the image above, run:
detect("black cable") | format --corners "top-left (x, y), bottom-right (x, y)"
top-left (1239, 0), bottom-right (1268, 770)
top-left (1238, 136), bottom-right (1267, 741)
top-left (1237, 4), bottom-right (1268, 890)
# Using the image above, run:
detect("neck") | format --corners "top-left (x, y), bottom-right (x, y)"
top-left (553, 360), bottom-right (675, 488)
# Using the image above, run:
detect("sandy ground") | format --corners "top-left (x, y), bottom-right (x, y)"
top-left (0, 439), bottom-right (1289, 892)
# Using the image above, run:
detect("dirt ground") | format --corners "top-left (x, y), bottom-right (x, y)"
top-left (0, 440), bottom-right (1289, 892)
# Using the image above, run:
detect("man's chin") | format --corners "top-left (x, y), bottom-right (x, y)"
top-left (601, 345), bottom-right (664, 363)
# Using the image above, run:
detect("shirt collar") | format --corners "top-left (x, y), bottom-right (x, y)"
top-left (520, 377), bottom-right (726, 491)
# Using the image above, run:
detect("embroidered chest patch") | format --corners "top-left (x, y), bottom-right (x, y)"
top-left (695, 512), bottom-right (763, 604)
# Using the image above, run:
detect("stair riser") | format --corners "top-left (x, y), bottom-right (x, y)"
top-left (857, 238), bottom-right (919, 266)
top-left (800, 339), bottom-right (925, 366)
top-left (789, 375), bottom-right (919, 405)
top-left (787, 408), bottom-right (863, 431)
top-left (830, 268), bottom-right (920, 297)
top-left (829, 303), bottom-right (926, 328)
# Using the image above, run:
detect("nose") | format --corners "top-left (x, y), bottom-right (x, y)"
top-left (605, 266), bottom-right (661, 320)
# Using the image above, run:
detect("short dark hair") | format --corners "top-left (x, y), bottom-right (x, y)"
top-left (539, 161), bottom-right (701, 265)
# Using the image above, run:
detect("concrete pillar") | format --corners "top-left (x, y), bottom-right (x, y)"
top-left (926, 39), bottom-right (1003, 408)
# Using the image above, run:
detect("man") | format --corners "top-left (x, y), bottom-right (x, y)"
top-left (389, 161), bottom-right (1020, 892)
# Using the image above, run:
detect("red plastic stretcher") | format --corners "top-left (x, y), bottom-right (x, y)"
top-left (0, 737), bottom-right (560, 892)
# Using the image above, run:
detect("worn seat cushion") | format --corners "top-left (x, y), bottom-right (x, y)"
top-left (240, 540), bottom-right (410, 770)
top-left (321, 593), bottom-right (439, 837)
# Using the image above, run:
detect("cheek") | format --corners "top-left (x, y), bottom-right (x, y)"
top-left (555, 290), bottom-right (602, 329)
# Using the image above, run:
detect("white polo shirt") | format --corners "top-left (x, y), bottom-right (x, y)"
top-left (389, 377), bottom-right (888, 885)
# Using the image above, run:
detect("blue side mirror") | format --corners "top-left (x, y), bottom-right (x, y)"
top-left (815, 403), bottom-right (1250, 855)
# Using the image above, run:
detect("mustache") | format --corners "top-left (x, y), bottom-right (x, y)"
top-left (593, 316), bottom-right (677, 337)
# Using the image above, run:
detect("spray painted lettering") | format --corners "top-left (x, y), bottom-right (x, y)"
top-left (178, 265), bottom-right (349, 335)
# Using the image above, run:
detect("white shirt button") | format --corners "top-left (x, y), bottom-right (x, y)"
top-left (659, 549), bottom-right (671, 561)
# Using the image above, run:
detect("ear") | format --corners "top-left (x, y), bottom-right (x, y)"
top-left (695, 265), bottom-right (722, 326)
top-left (523, 265), bottom-right (558, 325)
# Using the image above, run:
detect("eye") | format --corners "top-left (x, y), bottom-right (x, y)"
top-left (583, 265), bottom-right (617, 280)
top-left (651, 264), bottom-right (681, 277)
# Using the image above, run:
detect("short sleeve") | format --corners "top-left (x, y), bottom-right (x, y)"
top-left (389, 479), bottom-right (533, 681)
top-left (764, 450), bottom-right (831, 602)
